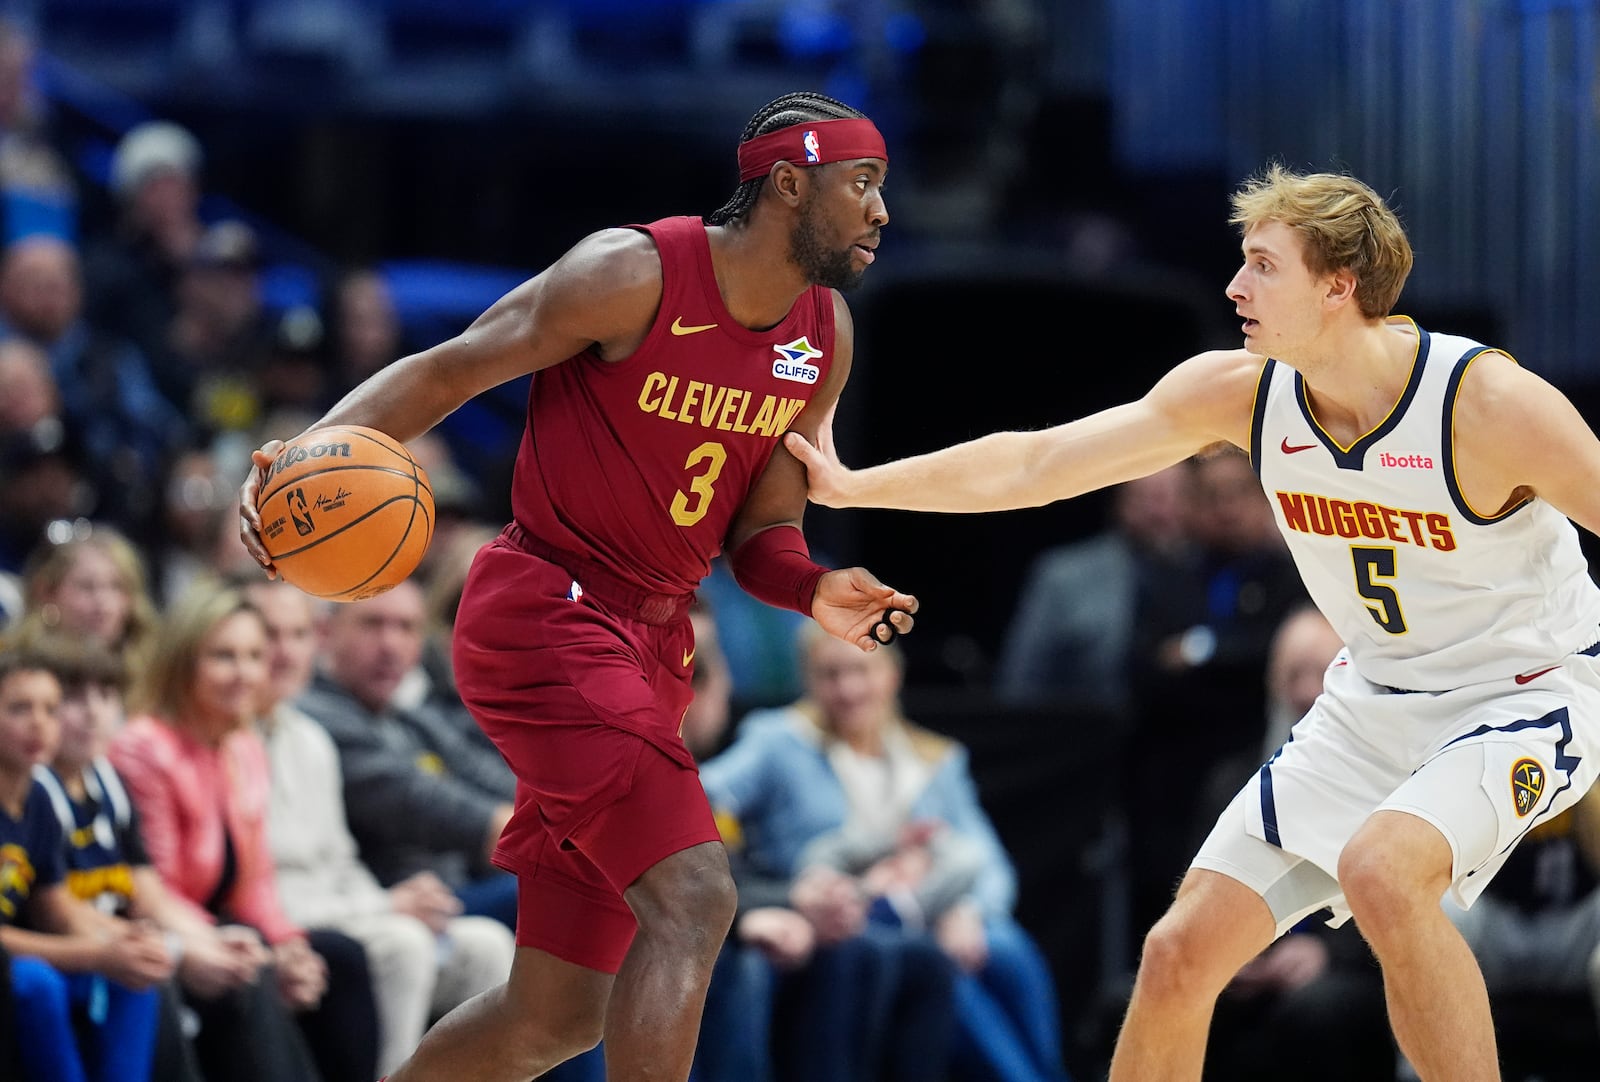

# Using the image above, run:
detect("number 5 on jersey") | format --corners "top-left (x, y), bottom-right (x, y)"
top-left (1352, 546), bottom-right (1407, 634)
top-left (671, 441), bottom-right (727, 527)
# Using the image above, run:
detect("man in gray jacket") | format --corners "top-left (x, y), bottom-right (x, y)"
top-left (294, 579), bottom-right (518, 927)
top-left (249, 577), bottom-right (514, 1075)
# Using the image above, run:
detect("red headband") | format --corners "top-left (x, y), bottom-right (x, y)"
top-left (737, 118), bottom-right (888, 183)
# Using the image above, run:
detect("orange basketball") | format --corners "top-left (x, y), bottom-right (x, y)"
top-left (255, 425), bottom-right (435, 601)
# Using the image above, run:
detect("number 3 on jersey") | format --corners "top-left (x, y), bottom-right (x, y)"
top-left (671, 441), bottom-right (728, 527)
top-left (1352, 546), bottom-right (1407, 634)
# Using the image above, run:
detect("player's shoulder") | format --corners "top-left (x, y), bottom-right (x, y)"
top-left (1158, 348), bottom-right (1268, 397)
top-left (559, 226), bottom-right (665, 285)
top-left (1451, 341), bottom-right (1564, 428)
top-left (1191, 346), bottom-right (1268, 375)
top-left (539, 227), bottom-right (668, 331)
top-left (1146, 348), bottom-right (1265, 449)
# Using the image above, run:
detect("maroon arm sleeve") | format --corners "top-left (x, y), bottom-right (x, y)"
top-left (728, 525), bottom-right (829, 617)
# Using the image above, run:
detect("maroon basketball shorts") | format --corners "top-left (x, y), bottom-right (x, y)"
top-left (452, 536), bottom-right (720, 973)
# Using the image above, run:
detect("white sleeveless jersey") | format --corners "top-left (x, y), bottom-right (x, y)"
top-left (1251, 318), bottom-right (1600, 691)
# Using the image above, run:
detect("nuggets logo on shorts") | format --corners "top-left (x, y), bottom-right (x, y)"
top-left (1511, 757), bottom-right (1546, 817)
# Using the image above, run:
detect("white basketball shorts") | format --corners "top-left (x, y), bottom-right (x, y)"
top-left (1192, 642), bottom-right (1600, 938)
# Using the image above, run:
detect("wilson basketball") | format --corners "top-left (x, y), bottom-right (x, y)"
top-left (256, 425), bottom-right (435, 601)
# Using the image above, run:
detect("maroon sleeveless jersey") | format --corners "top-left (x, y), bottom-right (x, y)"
top-left (509, 215), bottom-right (836, 596)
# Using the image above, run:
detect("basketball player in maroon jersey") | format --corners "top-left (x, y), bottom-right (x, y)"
top-left (239, 92), bottom-right (917, 1082)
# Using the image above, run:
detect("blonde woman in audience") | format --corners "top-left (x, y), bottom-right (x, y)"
top-left (701, 626), bottom-right (1070, 1082)
top-left (32, 629), bottom-right (321, 1082)
top-left (19, 523), bottom-right (160, 676)
top-left (109, 580), bottom-right (381, 1082)
top-left (247, 576), bottom-right (514, 1076)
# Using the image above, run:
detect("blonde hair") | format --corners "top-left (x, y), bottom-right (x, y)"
top-left (20, 524), bottom-right (160, 675)
top-left (132, 578), bottom-right (261, 724)
top-left (1230, 163), bottom-right (1413, 320)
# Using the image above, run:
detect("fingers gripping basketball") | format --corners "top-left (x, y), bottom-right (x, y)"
top-left (255, 425), bottom-right (435, 601)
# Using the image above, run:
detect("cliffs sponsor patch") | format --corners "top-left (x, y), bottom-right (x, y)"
top-left (1511, 757), bottom-right (1545, 818)
top-left (772, 336), bottom-right (824, 384)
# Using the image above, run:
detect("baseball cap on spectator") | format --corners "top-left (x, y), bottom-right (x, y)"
top-left (110, 120), bottom-right (202, 200)
top-left (190, 219), bottom-right (260, 271)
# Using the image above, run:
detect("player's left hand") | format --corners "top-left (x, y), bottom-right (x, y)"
top-left (811, 566), bottom-right (918, 652)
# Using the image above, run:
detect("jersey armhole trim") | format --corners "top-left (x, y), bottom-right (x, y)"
top-left (1441, 347), bottom-right (1532, 524)
top-left (1249, 358), bottom-right (1276, 478)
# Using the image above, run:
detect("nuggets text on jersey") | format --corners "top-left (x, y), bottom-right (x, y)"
top-left (1274, 491), bottom-right (1456, 551)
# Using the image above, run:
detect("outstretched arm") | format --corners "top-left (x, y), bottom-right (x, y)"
top-left (240, 227), bottom-right (666, 572)
top-left (786, 349), bottom-right (1263, 513)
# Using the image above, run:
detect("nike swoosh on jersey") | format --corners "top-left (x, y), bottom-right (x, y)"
top-left (682, 648), bottom-right (695, 667)
top-left (1281, 437), bottom-right (1316, 454)
top-left (671, 317), bottom-right (718, 336)
top-left (1513, 665), bottom-right (1560, 685)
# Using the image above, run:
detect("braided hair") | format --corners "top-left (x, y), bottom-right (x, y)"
top-left (706, 92), bottom-right (868, 226)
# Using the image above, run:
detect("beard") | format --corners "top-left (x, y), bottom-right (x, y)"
top-left (790, 195), bottom-right (864, 291)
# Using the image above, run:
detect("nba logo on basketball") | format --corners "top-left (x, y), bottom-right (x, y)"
top-left (803, 130), bottom-right (820, 163)
top-left (288, 488), bottom-right (315, 536)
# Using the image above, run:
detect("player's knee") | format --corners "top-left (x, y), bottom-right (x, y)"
top-left (1338, 837), bottom-right (1434, 929)
top-left (631, 845), bottom-right (738, 945)
top-left (501, 984), bottom-right (605, 1060)
top-left (1135, 912), bottom-right (1226, 1004)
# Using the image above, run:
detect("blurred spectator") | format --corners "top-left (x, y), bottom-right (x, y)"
top-left (407, 429), bottom-right (489, 584)
top-left (109, 582), bottom-right (379, 1082)
top-left (0, 19), bottom-right (76, 243)
top-left (0, 335), bottom-right (66, 604)
top-left (1199, 606), bottom-right (1393, 1082)
top-left (688, 602), bottom-right (956, 1082)
top-left (293, 580), bottom-right (518, 927)
top-left (994, 461), bottom-right (1194, 713)
top-left (150, 446), bottom-right (239, 606)
top-left (1127, 447), bottom-right (1308, 932)
top-left (417, 520), bottom-right (499, 709)
top-left (327, 267), bottom-right (402, 396)
top-left (248, 577), bottom-right (514, 1077)
top-left (0, 423), bottom-right (87, 584)
top-left (81, 120), bottom-right (204, 380)
top-left (31, 630), bottom-right (320, 1082)
top-left (0, 643), bottom-right (172, 1082)
top-left (257, 304), bottom-right (330, 416)
top-left (167, 219), bottom-right (274, 438)
top-left (0, 336), bottom-right (59, 436)
top-left (1151, 448), bottom-right (1306, 694)
top-left (0, 233), bottom-right (189, 534)
top-left (18, 523), bottom-right (161, 677)
top-left (702, 626), bottom-right (1069, 1082)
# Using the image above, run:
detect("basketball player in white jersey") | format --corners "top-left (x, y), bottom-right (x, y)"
top-left (784, 164), bottom-right (1600, 1081)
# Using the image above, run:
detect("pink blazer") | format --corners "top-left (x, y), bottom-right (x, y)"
top-left (110, 714), bottom-right (301, 944)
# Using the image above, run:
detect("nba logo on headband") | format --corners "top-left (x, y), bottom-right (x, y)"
top-left (736, 118), bottom-right (888, 182)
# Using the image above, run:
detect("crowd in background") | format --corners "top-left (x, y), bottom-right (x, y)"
top-left (1, 13), bottom-right (1599, 1082)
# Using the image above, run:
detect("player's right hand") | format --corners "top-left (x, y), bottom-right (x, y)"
top-left (238, 440), bottom-right (286, 578)
top-left (783, 404), bottom-right (854, 508)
